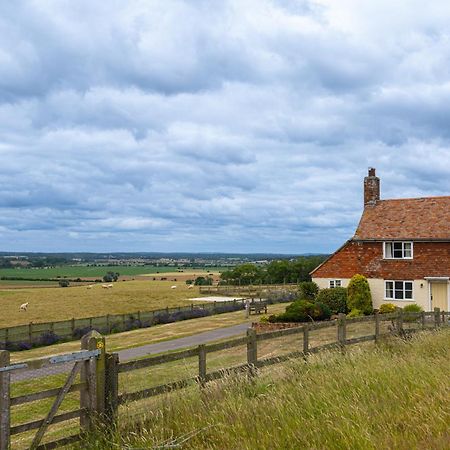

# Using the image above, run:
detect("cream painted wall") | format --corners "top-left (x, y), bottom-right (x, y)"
top-left (313, 277), bottom-right (430, 310)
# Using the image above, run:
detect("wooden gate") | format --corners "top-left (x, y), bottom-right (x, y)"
top-left (0, 331), bottom-right (106, 450)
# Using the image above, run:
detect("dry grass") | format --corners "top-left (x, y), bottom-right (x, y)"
top-left (0, 280), bottom-right (209, 327)
top-left (85, 329), bottom-right (450, 450)
top-left (9, 303), bottom-right (289, 362)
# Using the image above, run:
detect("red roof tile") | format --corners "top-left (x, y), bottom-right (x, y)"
top-left (354, 196), bottom-right (450, 240)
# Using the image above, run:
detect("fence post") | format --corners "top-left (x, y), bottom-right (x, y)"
top-left (104, 353), bottom-right (119, 429)
top-left (80, 330), bottom-right (106, 432)
top-left (0, 350), bottom-right (10, 450)
top-left (71, 318), bottom-right (75, 337)
top-left (434, 307), bottom-right (441, 328)
top-left (28, 322), bottom-right (33, 346)
top-left (198, 344), bottom-right (207, 387)
top-left (303, 325), bottom-right (309, 357)
top-left (246, 328), bottom-right (257, 376)
top-left (337, 313), bottom-right (346, 350)
top-left (421, 311), bottom-right (426, 329)
top-left (374, 311), bottom-right (380, 344)
top-left (397, 309), bottom-right (404, 335)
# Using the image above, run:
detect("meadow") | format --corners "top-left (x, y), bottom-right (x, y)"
top-left (0, 265), bottom-right (224, 280)
top-left (0, 280), bottom-right (209, 328)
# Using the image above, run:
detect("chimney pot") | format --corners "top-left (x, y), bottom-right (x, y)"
top-left (364, 168), bottom-right (380, 206)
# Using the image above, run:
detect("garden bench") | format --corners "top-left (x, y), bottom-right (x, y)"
top-left (249, 301), bottom-right (268, 315)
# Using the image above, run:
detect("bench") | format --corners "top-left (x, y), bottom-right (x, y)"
top-left (248, 302), bottom-right (268, 315)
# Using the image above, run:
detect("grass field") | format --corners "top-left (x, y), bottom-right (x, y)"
top-left (0, 265), bottom-right (226, 280)
top-left (0, 280), bottom-right (212, 327)
top-left (85, 329), bottom-right (450, 450)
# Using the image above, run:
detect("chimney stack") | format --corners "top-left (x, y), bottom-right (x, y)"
top-left (364, 167), bottom-right (380, 206)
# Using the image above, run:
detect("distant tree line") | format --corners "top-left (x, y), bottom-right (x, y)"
top-left (219, 256), bottom-right (327, 285)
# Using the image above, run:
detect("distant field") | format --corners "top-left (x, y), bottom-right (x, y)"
top-left (0, 280), bottom-right (210, 327)
top-left (0, 265), bottom-right (229, 280)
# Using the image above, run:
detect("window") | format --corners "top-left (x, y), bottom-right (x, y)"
top-left (383, 242), bottom-right (413, 259)
top-left (385, 281), bottom-right (413, 300)
top-left (329, 280), bottom-right (342, 288)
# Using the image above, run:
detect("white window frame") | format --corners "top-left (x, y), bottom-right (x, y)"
top-left (329, 279), bottom-right (342, 288)
top-left (384, 280), bottom-right (414, 301)
top-left (383, 241), bottom-right (413, 260)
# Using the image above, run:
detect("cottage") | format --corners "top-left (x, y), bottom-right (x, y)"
top-left (311, 168), bottom-right (450, 311)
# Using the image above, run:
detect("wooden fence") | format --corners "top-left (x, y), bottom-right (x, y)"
top-left (199, 283), bottom-right (299, 296)
top-left (0, 298), bottom-right (251, 350)
top-left (1, 308), bottom-right (448, 449)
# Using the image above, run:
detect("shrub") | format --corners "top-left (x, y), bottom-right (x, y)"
top-left (260, 315), bottom-right (269, 323)
top-left (379, 303), bottom-right (397, 314)
top-left (347, 308), bottom-right (364, 318)
top-left (403, 304), bottom-right (423, 322)
top-left (39, 331), bottom-right (60, 346)
top-left (316, 288), bottom-right (348, 314)
top-left (272, 300), bottom-right (331, 323)
top-left (403, 304), bottom-right (423, 313)
top-left (298, 281), bottom-right (319, 301)
top-left (347, 274), bottom-right (373, 315)
top-left (266, 290), bottom-right (297, 304)
top-left (58, 279), bottom-right (70, 287)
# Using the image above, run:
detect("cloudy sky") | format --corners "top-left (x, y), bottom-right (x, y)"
top-left (1, 0), bottom-right (450, 254)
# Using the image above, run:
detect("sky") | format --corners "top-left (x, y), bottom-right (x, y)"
top-left (1, 0), bottom-right (450, 254)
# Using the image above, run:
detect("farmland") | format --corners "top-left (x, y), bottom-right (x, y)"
top-left (0, 265), bottom-right (225, 281)
top-left (0, 280), bottom-right (213, 328)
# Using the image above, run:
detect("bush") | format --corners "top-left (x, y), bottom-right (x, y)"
top-left (347, 308), bottom-right (364, 318)
top-left (379, 303), bottom-right (397, 314)
top-left (260, 315), bottom-right (269, 323)
top-left (58, 279), bottom-right (70, 287)
top-left (39, 331), bottom-right (60, 346)
top-left (347, 274), bottom-right (373, 315)
top-left (316, 288), bottom-right (348, 314)
top-left (271, 300), bottom-right (331, 323)
top-left (403, 304), bottom-right (423, 322)
top-left (402, 304), bottom-right (423, 313)
top-left (266, 290), bottom-right (297, 304)
top-left (298, 281), bottom-right (319, 301)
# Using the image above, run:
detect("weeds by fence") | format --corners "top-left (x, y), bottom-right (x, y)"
top-left (199, 283), bottom-right (299, 296)
top-left (1, 308), bottom-right (447, 449)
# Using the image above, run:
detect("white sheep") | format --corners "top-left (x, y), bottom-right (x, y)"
top-left (102, 284), bottom-right (109, 289)
top-left (87, 285), bottom-right (93, 289)
top-left (20, 302), bottom-right (29, 311)
top-left (188, 284), bottom-right (194, 289)
top-left (171, 285), bottom-right (177, 289)
top-left (107, 284), bottom-right (113, 288)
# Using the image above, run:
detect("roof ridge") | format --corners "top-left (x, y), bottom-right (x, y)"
top-left (377, 195), bottom-right (450, 202)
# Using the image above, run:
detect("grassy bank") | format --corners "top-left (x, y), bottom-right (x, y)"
top-left (84, 329), bottom-right (450, 450)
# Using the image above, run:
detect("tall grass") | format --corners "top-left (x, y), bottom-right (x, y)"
top-left (79, 329), bottom-right (450, 449)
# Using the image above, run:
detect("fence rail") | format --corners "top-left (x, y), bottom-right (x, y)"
top-left (1, 308), bottom-right (448, 450)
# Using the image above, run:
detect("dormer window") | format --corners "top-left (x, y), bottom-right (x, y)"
top-left (383, 241), bottom-right (413, 259)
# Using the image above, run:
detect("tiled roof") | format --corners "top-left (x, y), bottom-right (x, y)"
top-left (354, 196), bottom-right (450, 240)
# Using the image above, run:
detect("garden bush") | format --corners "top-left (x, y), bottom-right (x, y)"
top-left (316, 287), bottom-right (348, 314)
top-left (347, 274), bottom-right (373, 315)
top-left (298, 281), bottom-right (319, 301)
top-left (402, 304), bottom-right (423, 322)
top-left (266, 290), bottom-right (297, 304)
top-left (347, 308), bottom-right (364, 318)
top-left (39, 331), bottom-right (61, 346)
top-left (379, 303), bottom-right (397, 314)
top-left (269, 300), bottom-right (331, 323)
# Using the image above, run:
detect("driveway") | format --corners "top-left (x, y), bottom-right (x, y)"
top-left (12, 322), bottom-right (250, 381)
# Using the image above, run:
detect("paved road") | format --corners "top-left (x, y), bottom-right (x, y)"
top-left (12, 323), bottom-right (250, 381)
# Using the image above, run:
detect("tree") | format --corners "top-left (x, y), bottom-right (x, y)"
top-left (298, 281), bottom-right (319, 301)
top-left (103, 271), bottom-right (120, 282)
top-left (347, 274), bottom-right (373, 315)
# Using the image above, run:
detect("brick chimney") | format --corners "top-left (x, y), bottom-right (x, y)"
top-left (364, 167), bottom-right (380, 206)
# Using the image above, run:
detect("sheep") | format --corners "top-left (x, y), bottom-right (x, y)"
top-left (171, 285), bottom-right (177, 289)
top-left (87, 285), bottom-right (93, 289)
top-left (107, 284), bottom-right (113, 288)
top-left (188, 284), bottom-right (194, 289)
top-left (20, 302), bottom-right (29, 311)
top-left (102, 284), bottom-right (109, 289)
